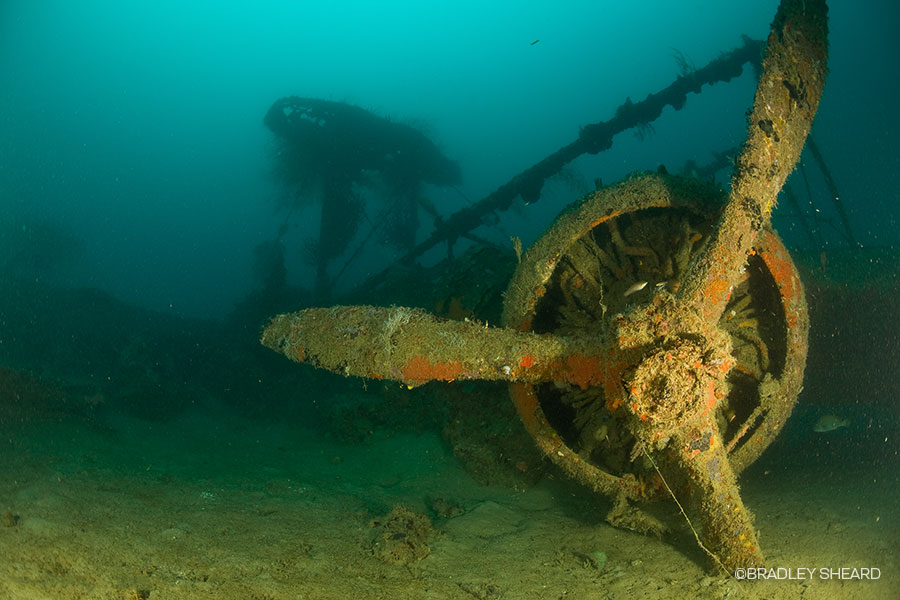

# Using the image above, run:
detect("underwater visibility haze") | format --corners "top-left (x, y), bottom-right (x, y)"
top-left (1, 0), bottom-right (899, 598)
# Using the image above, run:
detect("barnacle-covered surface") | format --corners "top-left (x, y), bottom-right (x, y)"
top-left (528, 202), bottom-right (795, 482)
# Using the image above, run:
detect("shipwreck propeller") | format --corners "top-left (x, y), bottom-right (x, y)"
top-left (261, 0), bottom-right (827, 573)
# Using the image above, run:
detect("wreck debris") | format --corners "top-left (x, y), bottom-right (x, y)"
top-left (355, 35), bottom-right (766, 295)
top-left (262, 0), bottom-right (827, 574)
top-left (264, 97), bottom-right (461, 298)
top-left (370, 505), bottom-right (433, 566)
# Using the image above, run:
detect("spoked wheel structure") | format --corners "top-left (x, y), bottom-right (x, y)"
top-left (502, 174), bottom-right (808, 549)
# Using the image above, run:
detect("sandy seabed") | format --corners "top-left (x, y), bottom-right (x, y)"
top-left (0, 406), bottom-right (896, 600)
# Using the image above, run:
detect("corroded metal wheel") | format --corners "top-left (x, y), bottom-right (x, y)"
top-left (502, 173), bottom-right (808, 519)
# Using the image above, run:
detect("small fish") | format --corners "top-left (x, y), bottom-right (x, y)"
top-left (530, 39), bottom-right (540, 46)
top-left (813, 415), bottom-right (850, 433)
top-left (623, 281), bottom-right (648, 297)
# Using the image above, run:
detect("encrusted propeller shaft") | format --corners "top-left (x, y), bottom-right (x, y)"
top-left (262, 305), bottom-right (616, 389)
